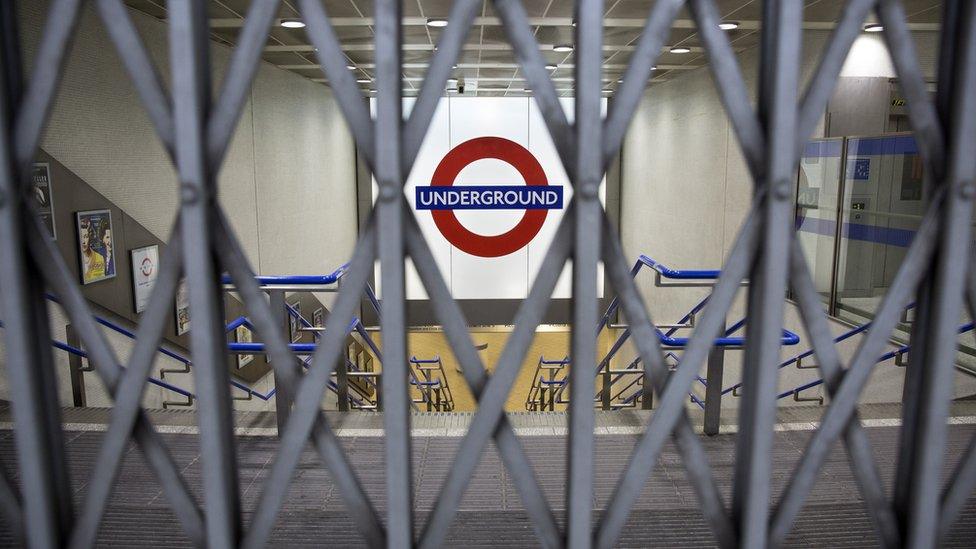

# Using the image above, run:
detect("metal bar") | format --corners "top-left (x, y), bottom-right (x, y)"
top-left (904, 4), bottom-right (976, 545)
top-left (269, 290), bottom-right (292, 432)
top-left (687, 0), bottom-right (764, 179)
top-left (12, 0), bottom-right (84, 177)
top-left (702, 324), bottom-right (725, 436)
top-left (567, 2), bottom-right (602, 545)
top-left (207, 0), bottom-right (281, 169)
top-left (771, 192), bottom-right (943, 542)
top-left (732, 4), bottom-right (800, 547)
top-left (0, 5), bottom-right (72, 542)
top-left (595, 214), bottom-right (735, 549)
top-left (169, 2), bottom-right (241, 545)
top-left (793, 0), bottom-right (876, 152)
top-left (781, 237), bottom-right (901, 547)
top-left (65, 324), bottom-right (86, 407)
top-left (67, 236), bottom-right (193, 549)
top-left (94, 0), bottom-right (174, 153)
top-left (402, 0), bottom-right (481, 174)
top-left (373, 1), bottom-right (412, 546)
top-left (492, 0), bottom-right (575, 179)
top-left (27, 215), bottom-right (206, 544)
top-left (215, 216), bottom-right (385, 549)
top-left (298, 0), bottom-right (376, 169)
top-left (601, 0), bottom-right (683, 172)
top-left (409, 205), bottom-right (568, 549)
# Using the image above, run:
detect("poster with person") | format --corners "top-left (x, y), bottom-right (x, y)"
top-left (76, 210), bottom-right (116, 284)
top-left (235, 325), bottom-right (254, 368)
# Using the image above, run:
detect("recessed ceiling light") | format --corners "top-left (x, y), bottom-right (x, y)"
top-left (669, 46), bottom-right (691, 54)
top-left (356, 78), bottom-right (371, 84)
top-left (650, 65), bottom-right (657, 71)
top-left (347, 64), bottom-right (356, 70)
top-left (719, 21), bottom-right (739, 30)
top-left (426, 18), bottom-right (448, 28)
top-left (280, 18), bottom-right (305, 29)
top-left (864, 23), bottom-right (884, 32)
top-left (545, 64), bottom-right (558, 70)
top-left (553, 44), bottom-right (574, 53)
top-left (523, 88), bottom-right (532, 92)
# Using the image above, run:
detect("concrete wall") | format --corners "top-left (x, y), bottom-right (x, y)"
top-left (618, 30), bottom-right (976, 407)
top-left (0, 2), bottom-right (356, 411)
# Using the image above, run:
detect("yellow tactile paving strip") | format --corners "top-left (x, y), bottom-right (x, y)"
top-left (372, 326), bottom-right (616, 412)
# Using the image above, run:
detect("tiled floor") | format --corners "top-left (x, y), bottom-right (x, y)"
top-left (0, 404), bottom-right (974, 546)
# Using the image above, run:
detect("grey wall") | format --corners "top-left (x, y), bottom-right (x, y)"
top-left (0, 2), bottom-right (357, 411)
top-left (617, 30), bottom-right (976, 406)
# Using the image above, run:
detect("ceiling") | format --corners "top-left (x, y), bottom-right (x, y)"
top-left (123, 0), bottom-right (944, 97)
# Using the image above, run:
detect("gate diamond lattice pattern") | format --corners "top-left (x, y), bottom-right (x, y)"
top-left (0, 0), bottom-right (974, 547)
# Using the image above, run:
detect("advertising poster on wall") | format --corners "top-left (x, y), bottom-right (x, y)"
top-left (32, 163), bottom-right (56, 239)
top-left (235, 325), bottom-right (254, 368)
top-left (76, 209), bottom-right (116, 284)
top-left (130, 245), bottom-right (159, 314)
top-left (289, 301), bottom-right (302, 343)
top-left (313, 308), bottom-right (324, 328)
top-left (175, 278), bottom-right (190, 335)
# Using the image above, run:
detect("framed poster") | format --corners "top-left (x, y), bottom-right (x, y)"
top-left (76, 210), bottom-right (116, 284)
top-left (313, 307), bottom-right (324, 328)
top-left (175, 278), bottom-right (190, 335)
top-left (32, 163), bottom-right (56, 239)
top-left (235, 325), bottom-right (254, 368)
top-left (289, 301), bottom-right (302, 343)
top-left (130, 245), bottom-right (159, 314)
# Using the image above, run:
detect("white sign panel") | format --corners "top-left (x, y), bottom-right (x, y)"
top-left (372, 96), bottom-right (605, 301)
top-left (130, 245), bottom-right (159, 314)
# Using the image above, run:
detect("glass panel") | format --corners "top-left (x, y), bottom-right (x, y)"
top-left (794, 138), bottom-right (844, 305)
top-left (835, 134), bottom-right (927, 327)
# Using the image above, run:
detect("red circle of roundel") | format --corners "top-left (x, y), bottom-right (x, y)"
top-left (430, 136), bottom-right (549, 258)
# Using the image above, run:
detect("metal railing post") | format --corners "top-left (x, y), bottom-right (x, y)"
top-left (336, 354), bottom-right (350, 412)
top-left (268, 289), bottom-right (292, 432)
top-left (65, 324), bottom-right (86, 407)
top-left (703, 323), bottom-right (726, 436)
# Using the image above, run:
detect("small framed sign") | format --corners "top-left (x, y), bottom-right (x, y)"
top-left (130, 245), bottom-right (159, 314)
top-left (76, 209), bottom-right (116, 285)
top-left (289, 301), bottom-right (302, 343)
top-left (32, 163), bottom-right (56, 239)
top-left (235, 325), bottom-right (254, 368)
top-left (175, 278), bottom-right (190, 335)
top-left (313, 307), bottom-right (324, 328)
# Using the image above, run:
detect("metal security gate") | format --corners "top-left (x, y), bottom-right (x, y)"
top-left (0, 0), bottom-right (975, 547)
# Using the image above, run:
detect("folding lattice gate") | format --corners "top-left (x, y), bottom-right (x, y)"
top-left (0, 0), bottom-right (975, 547)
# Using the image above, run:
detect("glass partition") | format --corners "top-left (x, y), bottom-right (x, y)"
top-left (794, 138), bottom-right (844, 305)
top-left (834, 134), bottom-right (926, 325)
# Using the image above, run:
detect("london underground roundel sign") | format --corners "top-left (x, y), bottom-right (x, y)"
top-left (415, 136), bottom-right (563, 258)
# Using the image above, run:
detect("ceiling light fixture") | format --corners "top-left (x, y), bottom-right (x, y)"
top-left (718, 21), bottom-right (740, 30)
top-left (669, 46), bottom-right (691, 54)
top-left (553, 44), bottom-right (574, 53)
top-left (545, 64), bottom-right (558, 70)
top-left (426, 18), bottom-right (448, 28)
top-left (347, 64), bottom-right (356, 70)
top-left (863, 23), bottom-right (884, 32)
top-left (356, 78), bottom-right (371, 84)
top-left (280, 18), bottom-right (305, 29)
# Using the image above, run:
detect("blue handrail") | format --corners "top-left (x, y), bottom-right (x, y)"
top-left (637, 255), bottom-right (721, 280)
top-left (219, 263), bottom-right (349, 286)
top-left (774, 321), bottom-right (976, 401)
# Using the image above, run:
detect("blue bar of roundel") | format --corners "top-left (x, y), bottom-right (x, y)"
top-left (415, 185), bottom-right (564, 210)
